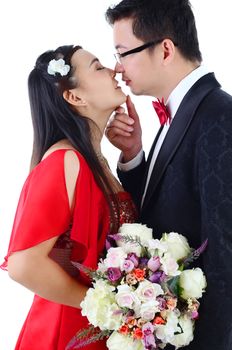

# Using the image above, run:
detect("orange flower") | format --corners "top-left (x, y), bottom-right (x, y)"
top-left (132, 327), bottom-right (143, 339)
top-left (137, 318), bottom-right (147, 328)
top-left (153, 316), bottom-right (166, 325)
top-left (125, 273), bottom-right (137, 285)
top-left (119, 325), bottom-right (130, 335)
top-left (126, 317), bottom-right (137, 327)
top-left (160, 310), bottom-right (167, 319)
top-left (166, 297), bottom-right (177, 310)
top-left (133, 268), bottom-right (146, 281)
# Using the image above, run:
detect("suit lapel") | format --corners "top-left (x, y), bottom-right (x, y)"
top-left (141, 73), bottom-right (221, 212)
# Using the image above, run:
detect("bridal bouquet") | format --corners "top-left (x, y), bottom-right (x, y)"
top-left (66, 223), bottom-right (207, 350)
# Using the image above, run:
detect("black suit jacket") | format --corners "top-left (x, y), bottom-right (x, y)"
top-left (118, 73), bottom-right (232, 350)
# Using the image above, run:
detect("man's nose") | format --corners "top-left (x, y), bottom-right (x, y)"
top-left (114, 61), bottom-right (125, 73)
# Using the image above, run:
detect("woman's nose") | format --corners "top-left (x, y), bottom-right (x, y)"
top-left (109, 68), bottom-right (116, 78)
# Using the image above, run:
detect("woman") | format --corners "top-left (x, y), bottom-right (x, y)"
top-left (1, 45), bottom-right (137, 349)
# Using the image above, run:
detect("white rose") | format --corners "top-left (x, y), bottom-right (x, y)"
top-left (139, 300), bottom-right (160, 320)
top-left (117, 223), bottom-right (153, 256)
top-left (135, 280), bottom-right (164, 302)
top-left (119, 223), bottom-right (153, 243)
top-left (117, 241), bottom-right (142, 256)
top-left (101, 303), bottom-right (123, 330)
top-left (161, 232), bottom-right (191, 261)
top-left (147, 238), bottom-right (168, 256)
top-left (115, 285), bottom-right (140, 309)
top-left (160, 253), bottom-right (181, 276)
top-left (155, 310), bottom-right (180, 343)
top-left (97, 258), bottom-right (107, 272)
top-left (104, 247), bottom-right (127, 268)
top-left (170, 315), bottom-right (194, 348)
top-left (107, 332), bottom-right (144, 350)
top-left (179, 268), bottom-right (207, 299)
top-left (81, 280), bottom-right (121, 330)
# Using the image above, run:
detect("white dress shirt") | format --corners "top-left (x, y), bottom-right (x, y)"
top-left (118, 65), bottom-right (210, 206)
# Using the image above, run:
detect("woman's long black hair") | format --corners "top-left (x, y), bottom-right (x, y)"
top-left (28, 45), bottom-right (119, 230)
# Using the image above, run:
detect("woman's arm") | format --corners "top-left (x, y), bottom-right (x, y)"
top-left (8, 149), bottom-right (86, 308)
top-left (8, 236), bottom-right (87, 308)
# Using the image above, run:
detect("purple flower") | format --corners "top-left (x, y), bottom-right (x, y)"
top-left (142, 322), bottom-right (156, 349)
top-left (127, 252), bottom-right (139, 267)
top-left (122, 259), bottom-right (134, 273)
top-left (105, 234), bottom-right (118, 250)
top-left (108, 233), bottom-right (123, 242)
top-left (107, 267), bottom-right (122, 282)
top-left (105, 237), bottom-right (112, 250)
top-left (191, 310), bottom-right (199, 319)
top-left (142, 322), bottom-right (154, 335)
top-left (147, 256), bottom-right (161, 272)
top-left (143, 334), bottom-right (156, 349)
top-left (149, 271), bottom-right (164, 283)
top-left (139, 257), bottom-right (149, 268)
top-left (125, 309), bottom-right (134, 318)
top-left (156, 296), bottom-right (167, 310)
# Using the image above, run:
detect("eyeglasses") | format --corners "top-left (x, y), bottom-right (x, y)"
top-left (114, 39), bottom-right (163, 64)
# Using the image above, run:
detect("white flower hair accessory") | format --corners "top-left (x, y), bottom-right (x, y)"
top-left (47, 58), bottom-right (70, 76)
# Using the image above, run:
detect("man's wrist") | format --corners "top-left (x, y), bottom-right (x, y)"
top-left (118, 149), bottom-right (144, 172)
top-left (122, 146), bottom-right (143, 163)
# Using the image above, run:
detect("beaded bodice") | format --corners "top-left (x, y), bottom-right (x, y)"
top-left (49, 191), bottom-right (137, 276)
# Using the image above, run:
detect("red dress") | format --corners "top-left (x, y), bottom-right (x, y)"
top-left (1, 149), bottom-right (137, 350)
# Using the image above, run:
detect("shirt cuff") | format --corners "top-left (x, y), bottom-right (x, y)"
top-left (118, 149), bottom-right (144, 171)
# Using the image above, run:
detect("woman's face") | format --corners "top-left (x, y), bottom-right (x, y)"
top-left (70, 49), bottom-right (126, 114)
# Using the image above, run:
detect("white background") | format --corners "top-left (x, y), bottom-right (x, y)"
top-left (0, 1), bottom-right (231, 349)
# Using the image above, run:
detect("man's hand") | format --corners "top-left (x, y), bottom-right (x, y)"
top-left (106, 96), bottom-right (142, 162)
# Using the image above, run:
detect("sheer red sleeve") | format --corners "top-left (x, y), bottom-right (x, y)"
top-left (1, 150), bottom-right (71, 269)
top-left (1, 149), bottom-right (110, 273)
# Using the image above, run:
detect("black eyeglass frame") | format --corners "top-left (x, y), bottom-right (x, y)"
top-left (114, 39), bottom-right (178, 63)
top-left (114, 40), bottom-right (163, 63)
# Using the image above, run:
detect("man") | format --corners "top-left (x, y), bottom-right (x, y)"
top-left (105, 0), bottom-right (232, 349)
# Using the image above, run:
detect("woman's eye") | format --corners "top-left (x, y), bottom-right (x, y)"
top-left (96, 66), bottom-right (105, 71)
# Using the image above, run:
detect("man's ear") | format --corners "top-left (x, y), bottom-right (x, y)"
top-left (162, 39), bottom-right (175, 63)
top-left (63, 90), bottom-right (87, 107)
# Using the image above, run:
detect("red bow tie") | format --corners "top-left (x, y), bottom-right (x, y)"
top-left (152, 98), bottom-right (171, 126)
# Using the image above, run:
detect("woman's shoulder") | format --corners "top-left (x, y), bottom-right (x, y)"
top-left (41, 147), bottom-right (84, 165)
top-left (33, 148), bottom-right (88, 177)
top-left (22, 149), bottom-right (86, 199)
top-left (17, 148), bottom-right (89, 218)
top-left (41, 139), bottom-right (85, 163)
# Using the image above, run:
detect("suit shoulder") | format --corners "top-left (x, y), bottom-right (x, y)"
top-left (198, 87), bottom-right (232, 126)
top-left (206, 87), bottom-right (232, 109)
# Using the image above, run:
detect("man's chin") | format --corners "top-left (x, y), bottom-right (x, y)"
top-left (130, 86), bottom-right (153, 97)
top-left (130, 87), bottom-right (144, 96)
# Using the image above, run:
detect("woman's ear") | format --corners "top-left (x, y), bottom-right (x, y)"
top-left (63, 90), bottom-right (87, 107)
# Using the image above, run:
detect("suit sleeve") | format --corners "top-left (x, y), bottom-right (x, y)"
top-left (190, 108), bottom-right (232, 349)
top-left (117, 153), bottom-right (146, 209)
